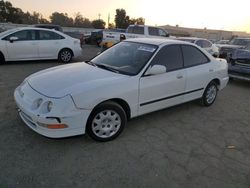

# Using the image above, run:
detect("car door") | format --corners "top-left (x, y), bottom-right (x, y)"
top-left (139, 45), bottom-right (186, 115)
top-left (38, 30), bottom-right (65, 59)
top-left (3, 29), bottom-right (38, 60)
top-left (181, 45), bottom-right (213, 102)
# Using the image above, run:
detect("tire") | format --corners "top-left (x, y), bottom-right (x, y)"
top-left (86, 101), bottom-right (127, 142)
top-left (200, 81), bottom-right (218, 106)
top-left (58, 49), bottom-right (73, 63)
top-left (0, 53), bottom-right (5, 65)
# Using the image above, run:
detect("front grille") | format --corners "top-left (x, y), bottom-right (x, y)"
top-left (235, 61), bottom-right (250, 67)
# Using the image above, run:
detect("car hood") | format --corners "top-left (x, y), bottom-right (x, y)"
top-left (27, 62), bottom-right (127, 98)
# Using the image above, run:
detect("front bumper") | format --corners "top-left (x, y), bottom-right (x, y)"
top-left (14, 83), bottom-right (91, 138)
top-left (228, 64), bottom-right (250, 81)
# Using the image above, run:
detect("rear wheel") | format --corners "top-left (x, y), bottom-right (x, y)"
top-left (58, 49), bottom-right (73, 63)
top-left (86, 101), bottom-right (127, 142)
top-left (201, 81), bottom-right (218, 106)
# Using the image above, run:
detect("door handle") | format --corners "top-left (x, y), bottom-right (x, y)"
top-left (177, 75), bottom-right (183, 79)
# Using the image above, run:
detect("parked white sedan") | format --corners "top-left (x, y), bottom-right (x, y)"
top-left (177, 37), bottom-right (219, 57)
top-left (0, 27), bottom-right (82, 64)
top-left (14, 38), bottom-right (229, 141)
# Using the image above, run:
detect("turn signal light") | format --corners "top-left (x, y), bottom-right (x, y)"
top-left (46, 124), bottom-right (68, 129)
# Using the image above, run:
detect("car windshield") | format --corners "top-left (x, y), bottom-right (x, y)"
top-left (229, 39), bottom-right (250, 46)
top-left (91, 41), bottom-right (158, 75)
top-left (0, 28), bottom-right (18, 38)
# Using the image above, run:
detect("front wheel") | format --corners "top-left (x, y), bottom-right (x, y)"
top-left (58, 49), bottom-right (73, 63)
top-left (201, 81), bottom-right (218, 106)
top-left (86, 101), bottom-right (127, 142)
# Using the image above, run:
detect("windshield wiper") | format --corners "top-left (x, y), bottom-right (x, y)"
top-left (95, 64), bottom-right (120, 74)
top-left (85, 61), bottom-right (97, 67)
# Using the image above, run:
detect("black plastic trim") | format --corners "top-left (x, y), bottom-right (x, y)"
top-left (140, 88), bottom-right (204, 106)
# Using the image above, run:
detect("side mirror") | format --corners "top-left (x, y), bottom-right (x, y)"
top-left (9, 36), bottom-right (18, 43)
top-left (145, 65), bottom-right (167, 76)
top-left (120, 34), bottom-right (126, 41)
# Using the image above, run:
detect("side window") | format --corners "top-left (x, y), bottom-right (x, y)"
top-left (151, 45), bottom-right (183, 72)
top-left (127, 27), bottom-right (134, 33)
top-left (159, 29), bottom-right (168, 37)
top-left (3, 30), bottom-right (36, 41)
top-left (39, 30), bottom-right (64, 40)
top-left (148, 27), bottom-right (159, 36)
top-left (133, 26), bottom-right (144, 35)
top-left (202, 40), bottom-right (212, 48)
top-left (182, 45), bottom-right (209, 67)
top-left (196, 40), bottom-right (203, 47)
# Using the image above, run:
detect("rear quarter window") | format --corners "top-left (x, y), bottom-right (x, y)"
top-left (182, 45), bottom-right (209, 67)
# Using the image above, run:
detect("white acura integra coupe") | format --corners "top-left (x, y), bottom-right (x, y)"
top-left (14, 38), bottom-right (229, 141)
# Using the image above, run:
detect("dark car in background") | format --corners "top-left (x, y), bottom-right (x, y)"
top-left (228, 45), bottom-right (250, 81)
top-left (219, 38), bottom-right (250, 60)
top-left (85, 29), bottom-right (103, 46)
top-left (64, 32), bottom-right (85, 47)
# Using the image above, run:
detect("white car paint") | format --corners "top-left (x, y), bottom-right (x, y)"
top-left (0, 27), bottom-right (82, 62)
top-left (14, 38), bottom-right (229, 139)
top-left (101, 25), bottom-right (170, 48)
top-left (177, 37), bottom-right (219, 57)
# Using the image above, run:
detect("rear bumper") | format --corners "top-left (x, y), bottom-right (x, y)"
top-left (73, 46), bottom-right (82, 58)
top-left (220, 76), bottom-right (229, 90)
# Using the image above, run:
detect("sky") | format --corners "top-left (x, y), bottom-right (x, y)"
top-left (8, 0), bottom-right (250, 32)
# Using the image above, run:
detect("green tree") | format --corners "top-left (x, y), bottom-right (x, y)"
top-left (114, 9), bottom-right (130, 29)
top-left (92, 19), bottom-right (106, 29)
top-left (74, 12), bottom-right (92, 28)
top-left (129, 17), bottom-right (145, 25)
top-left (0, 0), bottom-right (49, 24)
top-left (108, 23), bottom-right (115, 29)
top-left (50, 12), bottom-right (74, 27)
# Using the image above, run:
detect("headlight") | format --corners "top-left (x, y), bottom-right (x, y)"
top-left (31, 98), bottom-right (43, 110)
top-left (47, 101), bottom-right (53, 112)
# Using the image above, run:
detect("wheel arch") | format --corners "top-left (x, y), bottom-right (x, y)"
top-left (91, 98), bottom-right (131, 120)
top-left (58, 47), bottom-right (74, 57)
top-left (210, 78), bottom-right (221, 88)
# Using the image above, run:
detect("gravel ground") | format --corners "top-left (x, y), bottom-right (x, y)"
top-left (0, 45), bottom-right (250, 188)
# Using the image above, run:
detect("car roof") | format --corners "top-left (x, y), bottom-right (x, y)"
top-left (178, 37), bottom-right (207, 41)
top-left (0, 27), bottom-right (67, 39)
top-left (125, 38), bottom-right (193, 46)
top-left (5, 27), bottom-right (61, 32)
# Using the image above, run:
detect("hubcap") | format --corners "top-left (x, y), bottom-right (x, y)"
top-left (206, 85), bottom-right (217, 104)
top-left (92, 110), bottom-right (121, 138)
top-left (61, 51), bottom-right (71, 62)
